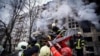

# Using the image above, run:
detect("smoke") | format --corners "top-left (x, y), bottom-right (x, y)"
top-left (35, 0), bottom-right (100, 31)
top-left (0, 0), bottom-right (100, 32)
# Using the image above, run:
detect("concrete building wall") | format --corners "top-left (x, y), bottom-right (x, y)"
top-left (67, 18), bottom-right (100, 56)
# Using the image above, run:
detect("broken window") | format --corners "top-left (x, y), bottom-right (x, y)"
top-left (80, 21), bottom-right (91, 32)
top-left (98, 36), bottom-right (100, 41)
top-left (68, 18), bottom-right (79, 28)
top-left (71, 19), bottom-right (74, 21)
top-left (72, 22), bottom-right (75, 24)
top-left (69, 23), bottom-right (72, 28)
top-left (86, 46), bottom-right (94, 51)
top-left (69, 25), bottom-right (71, 28)
top-left (72, 25), bottom-right (75, 28)
top-left (82, 27), bottom-right (91, 32)
top-left (76, 25), bottom-right (79, 27)
top-left (84, 37), bottom-right (93, 42)
top-left (86, 53), bottom-right (94, 56)
top-left (68, 19), bottom-right (71, 22)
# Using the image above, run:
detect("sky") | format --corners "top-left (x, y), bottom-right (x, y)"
top-left (36, 0), bottom-right (53, 6)
top-left (0, 0), bottom-right (53, 24)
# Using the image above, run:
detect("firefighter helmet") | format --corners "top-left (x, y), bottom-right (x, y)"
top-left (39, 45), bottom-right (51, 56)
top-left (77, 32), bottom-right (82, 35)
top-left (16, 41), bottom-right (28, 50)
top-left (52, 23), bottom-right (56, 27)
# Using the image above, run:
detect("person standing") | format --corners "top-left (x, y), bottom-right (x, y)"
top-left (74, 32), bottom-right (85, 56)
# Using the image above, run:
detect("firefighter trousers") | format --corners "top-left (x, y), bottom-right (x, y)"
top-left (76, 49), bottom-right (83, 56)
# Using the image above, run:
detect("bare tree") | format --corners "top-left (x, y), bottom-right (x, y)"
top-left (0, 0), bottom-right (27, 55)
top-left (27, 0), bottom-right (41, 38)
top-left (0, 0), bottom-right (41, 55)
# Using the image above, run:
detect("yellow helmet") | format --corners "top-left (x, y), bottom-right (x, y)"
top-left (39, 46), bottom-right (51, 56)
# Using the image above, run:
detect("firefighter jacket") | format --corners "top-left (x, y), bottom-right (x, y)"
top-left (74, 36), bottom-right (85, 49)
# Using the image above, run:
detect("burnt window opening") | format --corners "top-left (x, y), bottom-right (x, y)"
top-left (75, 22), bottom-right (79, 27)
top-left (86, 46), bottom-right (94, 52)
top-left (80, 21), bottom-right (91, 33)
top-left (98, 36), bottom-right (100, 41)
top-left (72, 19), bottom-right (74, 21)
top-left (68, 18), bottom-right (74, 22)
top-left (69, 23), bottom-right (72, 26)
top-left (96, 6), bottom-right (100, 15)
top-left (69, 25), bottom-right (71, 28)
top-left (86, 53), bottom-right (95, 56)
top-left (84, 37), bottom-right (93, 42)
top-left (68, 19), bottom-right (71, 22)
top-left (75, 22), bottom-right (78, 25)
top-left (68, 23), bottom-right (72, 28)
top-left (72, 22), bottom-right (75, 24)
top-left (76, 25), bottom-right (79, 27)
top-left (82, 28), bottom-right (91, 32)
top-left (69, 23), bottom-right (76, 28)
top-left (72, 25), bottom-right (75, 28)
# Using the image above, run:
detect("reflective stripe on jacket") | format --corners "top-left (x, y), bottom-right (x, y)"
top-left (75, 39), bottom-right (85, 49)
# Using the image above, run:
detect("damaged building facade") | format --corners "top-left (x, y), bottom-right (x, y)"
top-left (40, 0), bottom-right (100, 56)
top-left (67, 18), bottom-right (100, 56)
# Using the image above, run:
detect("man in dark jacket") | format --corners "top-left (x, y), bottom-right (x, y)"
top-left (74, 32), bottom-right (85, 56)
top-left (23, 44), bottom-right (40, 56)
top-left (47, 23), bottom-right (66, 40)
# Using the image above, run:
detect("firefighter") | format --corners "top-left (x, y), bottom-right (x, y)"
top-left (28, 37), bottom-right (37, 48)
top-left (22, 40), bottom-right (40, 56)
top-left (39, 45), bottom-right (51, 56)
top-left (47, 23), bottom-right (66, 40)
top-left (48, 41), bottom-right (62, 56)
top-left (74, 32), bottom-right (85, 56)
top-left (23, 44), bottom-right (40, 56)
top-left (15, 41), bottom-right (28, 56)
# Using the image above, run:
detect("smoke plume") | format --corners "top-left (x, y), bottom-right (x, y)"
top-left (35, 0), bottom-right (100, 31)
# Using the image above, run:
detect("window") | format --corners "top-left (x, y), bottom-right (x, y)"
top-left (86, 46), bottom-right (94, 51)
top-left (86, 53), bottom-right (94, 56)
top-left (81, 21), bottom-right (91, 32)
top-left (69, 25), bottom-right (71, 28)
top-left (76, 25), bottom-right (79, 27)
top-left (75, 22), bottom-right (78, 25)
top-left (96, 29), bottom-right (100, 32)
top-left (69, 23), bottom-right (71, 25)
top-left (69, 23), bottom-right (72, 28)
top-left (72, 25), bottom-right (75, 28)
top-left (98, 36), bottom-right (100, 41)
top-left (72, 19), bottom-right (74, 21)
top-left (82, 28), bottom-right (91, 33)
top-left (68, 19), bottom-right (79, 28)
top-left (68, 19), bottom-right (71, 22)
top-left (72, 22), bottom-right (75, 24)
top-left (84, 37), bottom-right (93, 42)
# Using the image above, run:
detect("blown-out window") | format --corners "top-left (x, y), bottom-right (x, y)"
top-left (86, 53), bottom-right (94, 56)
top-left (86, 46), bottom-right (94, 51)
top-left (82, 27), bottom-right (91, 33)
top-left (98, 36), bottom-right (100, 41)
top-left (84, 37), bottom-right (93, 42)
top-left (68, 19), bottom-right (79, 28)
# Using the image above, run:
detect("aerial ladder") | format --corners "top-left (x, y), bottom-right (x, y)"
top-left (48, 29), bottom-right (78, 56)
